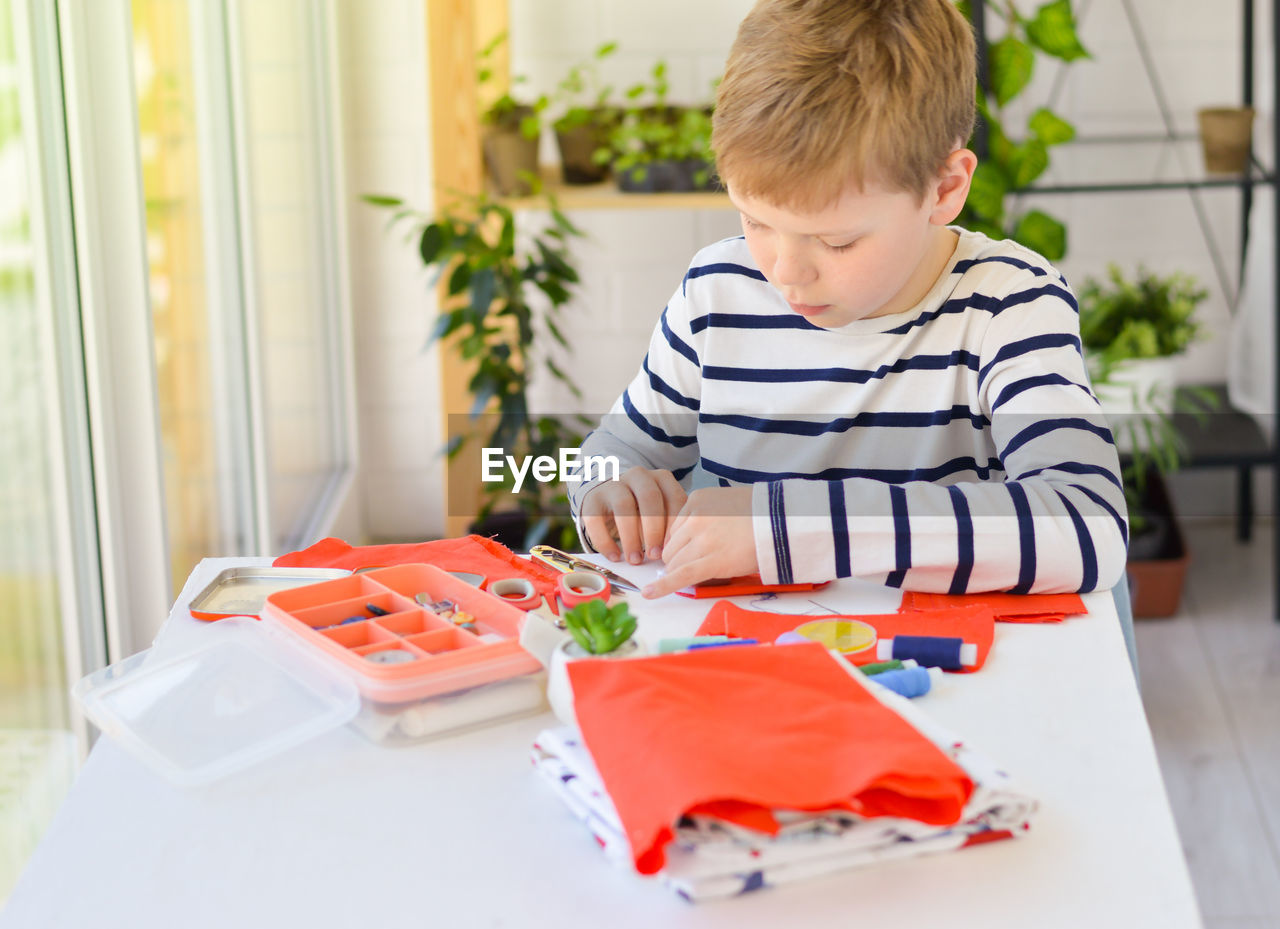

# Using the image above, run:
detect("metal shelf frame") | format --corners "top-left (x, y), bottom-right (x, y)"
top-left (973, 0), bottom-right (1280, 618)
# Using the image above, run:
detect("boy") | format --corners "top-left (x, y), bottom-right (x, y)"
top-left (570, 0), bottom-right (1128, 608)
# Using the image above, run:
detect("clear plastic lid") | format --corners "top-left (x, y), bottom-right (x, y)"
top-left (73, 617), bottom-right (360, 785)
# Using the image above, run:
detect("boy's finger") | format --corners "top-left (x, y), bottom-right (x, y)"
top-left (654, 473), bottom-right (688, 547)
top-left (581, 511), bottom-right (621, 562)
top-left (579, 486), bottom-right (623, 562)
top-left (606, 494), bottom-right (648, 566)
top-left (641, 559), bottom-right (706, 599)
top-left (628, 476), bottom-right (673, 560)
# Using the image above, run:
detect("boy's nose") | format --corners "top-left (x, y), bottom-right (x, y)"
top-left (772, 244), bottom-right (817, 286)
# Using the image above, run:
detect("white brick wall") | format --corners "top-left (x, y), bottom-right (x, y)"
top-left (338, 0), bottom-right (1273, 540)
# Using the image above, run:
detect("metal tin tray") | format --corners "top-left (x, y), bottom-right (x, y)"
top-left (189, 567), bottom-right (352, 621)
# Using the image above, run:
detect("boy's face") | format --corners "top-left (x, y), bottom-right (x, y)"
top-left (728, 179), bottom-right (954, 328)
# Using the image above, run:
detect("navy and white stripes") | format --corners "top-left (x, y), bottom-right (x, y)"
top-left (570, 228), bottom-right (1128, 594)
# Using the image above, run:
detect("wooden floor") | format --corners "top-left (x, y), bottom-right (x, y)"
top-left (1135, 517), bottom-right (1280, 929)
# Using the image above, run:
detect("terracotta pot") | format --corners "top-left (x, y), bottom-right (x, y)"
top-left (554, 126), bottom-right (608, 184)
top-left (1127, 471), bottom-right (1190, 619)
top-left (482, 120), bottom-right (540, 196)
top-left (1197, 106), bottom-right (1255, 174)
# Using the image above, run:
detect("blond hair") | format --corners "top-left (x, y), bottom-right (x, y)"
top-left (712, 0), bottom-right (976, 209)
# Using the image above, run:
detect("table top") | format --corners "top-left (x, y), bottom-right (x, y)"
top-left (4, 556), bottom-right (1203, 929)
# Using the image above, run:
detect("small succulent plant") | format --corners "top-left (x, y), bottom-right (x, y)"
top-left (562, 599), bottom-right (637, 655)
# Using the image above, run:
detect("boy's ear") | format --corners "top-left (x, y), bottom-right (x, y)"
top-left (930, 148), bottom-right (978, 225)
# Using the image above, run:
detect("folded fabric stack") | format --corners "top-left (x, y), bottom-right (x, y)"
top-left (531, 642), bottom-right (1037, 901)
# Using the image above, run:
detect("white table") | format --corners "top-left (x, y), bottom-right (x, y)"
top-left (4, 556), bottom-right (1203, 929)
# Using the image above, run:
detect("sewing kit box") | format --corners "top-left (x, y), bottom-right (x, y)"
top-left (75, 564), bottom-right (546, 785)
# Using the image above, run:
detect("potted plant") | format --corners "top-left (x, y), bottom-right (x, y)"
top-left (548, 41), bottom-right (620, 185)
top-left (546, 598), bottom-right (643, 725)
top-left (477, 33), bottom-right (544, 196)
top-left (593, 61), bottom-right (719, 193)
top-left (1079, 264), bottom-right (1213, 617)
top-left (362, 190), bottom-right (591, 549)
top-left (958, 0), bottom-right (1090, 260)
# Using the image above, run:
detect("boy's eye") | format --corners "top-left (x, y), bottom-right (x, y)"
top-left (822, 239), bottom-right (857, 252)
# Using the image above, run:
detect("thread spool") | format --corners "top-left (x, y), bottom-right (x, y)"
top-left (488, 577), bottom-right (540, 610)
top-left (868, 666), bottom-right (939, 699)
top-left (858, 659), bottom-right (904, 676)
top-left (687, 638), bottom-right (757, 650)
top-left (658, 635), bottom-right (732, 653)
top-left (875, 635), bottom-right (977, 670)
top-left (793, 619), bottom-right (877, 654)
top-left (558, 570), bottom-right (610, 608)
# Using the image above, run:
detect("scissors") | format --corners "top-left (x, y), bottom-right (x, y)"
top-left (529, 544), bottom-right (641, 593)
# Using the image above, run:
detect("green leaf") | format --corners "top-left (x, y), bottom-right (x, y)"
top-left (551, 207), bottom-right (583, 238)
top-left (545, 317), bottom-right (569, 348)
top-left (536, 240), bottom-right (578, 282)
top-left (1028, 107), bottom-right (1076, 146)
top-left (426, 309), bottom-right (465, 346)
top-left (989, 35), bottom-right (1034, 107)
top-left (470, 381), bottom-right (496, 418)
top-left (966, 161), bottom-right (1009, 222)
top-left (535, 279), bottom-right (571, 306)
top-left (499, 214), bottom-right (515, 254)
top-left (1025, 0), bottom-right (1090, 62)
top-left (566, 623), bottom-right (594, 654)
top-left (470, 267), bottom-right (497, 315)
top-left (447, 261), bottom-right (472, 296)
top-left (1009, 137), bottom-right (1049, 188)
top-left (362, 193), bottom-right (403, 207)
top-left (419, 223), bottom-right (445, 266)
top-left (1012, 209), bottom-right (1067, 260)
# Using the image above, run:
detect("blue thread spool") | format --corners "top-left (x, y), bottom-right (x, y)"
top-left (657, 635), bottom-right (732, 653)
top-left (868, 666), bottom-right (937, 699)
top-left (876, 634), bottom-right (977, 670)
top-left (688, 638), bottom-right (757, 650)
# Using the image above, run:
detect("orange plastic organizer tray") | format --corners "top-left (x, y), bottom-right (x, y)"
top-left (261, 564), bottom-right (545, 742)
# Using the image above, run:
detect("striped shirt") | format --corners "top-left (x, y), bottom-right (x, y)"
top-left (570, 229), bottom-right (1128, 594)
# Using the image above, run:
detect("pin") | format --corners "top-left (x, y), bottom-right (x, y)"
top-left (364, 648), bottom-right (416, 665)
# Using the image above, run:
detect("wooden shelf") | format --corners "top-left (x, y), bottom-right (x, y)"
top-left (504, 169), bottom-right (733, 211)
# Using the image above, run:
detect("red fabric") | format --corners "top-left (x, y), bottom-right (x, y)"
top-left (899, 590), bottom-right (1086, 623)
top-left (568, 643), bottom-right (974, 875)
top-left (273, 535), bottom-right (566, 609)
top-left (695, 601), bottom-right (997, 671)
top-left (676, 575), bottom-right (831, 598)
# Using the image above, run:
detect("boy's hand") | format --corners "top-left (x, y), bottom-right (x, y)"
top-left (580, 467), bottom-right (687, 566)
top-left (641, 486), bottom-right (757, 598)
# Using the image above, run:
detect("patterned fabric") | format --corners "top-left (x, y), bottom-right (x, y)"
top-left (569, 229), bottom-right (1127, 594)
top-left (532, 679), bottom-right (1037, 901)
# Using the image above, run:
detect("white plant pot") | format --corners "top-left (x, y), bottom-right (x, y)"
top-left (1092, 355), bottom-right (1179, 452)
top-left (546, 637), bottom-right (645, 728)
